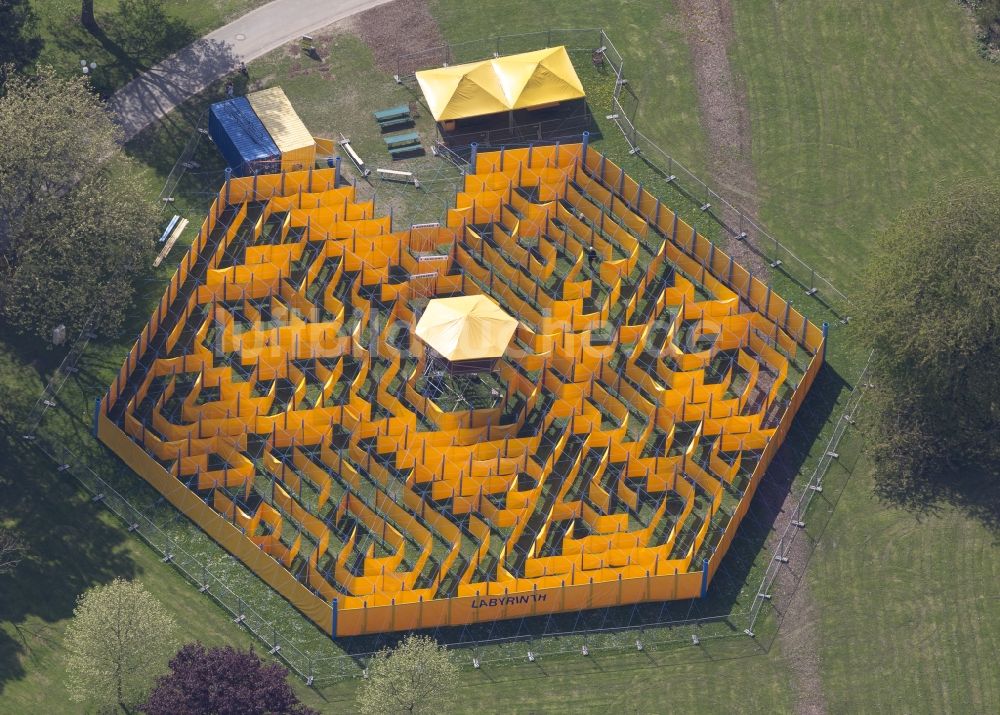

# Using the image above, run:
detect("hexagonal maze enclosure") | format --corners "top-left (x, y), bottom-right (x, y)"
top-left (99, 143), bottom-right (825, 637)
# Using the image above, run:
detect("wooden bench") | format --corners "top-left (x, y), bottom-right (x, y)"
top-left (338, 136), bottom-right (371, 176)
top-left (383, 131), bottom-right (420, 148)
top-left (376, 168), bottom-right (420, 187)
top-left (374, 104), bottom-right (410, 123)
top-left (153, 217), bottom-right (188, 267)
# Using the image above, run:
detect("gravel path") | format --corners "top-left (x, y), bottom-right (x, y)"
top-left (677, 2), bottom-right (827, 713)
top-left (109, 0), bottom-right (396, 142)
top-left (676, 0), bottom-right (768, 279)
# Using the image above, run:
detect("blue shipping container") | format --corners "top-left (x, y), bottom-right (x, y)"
top-left (208, 97), bottom-right (280, 176)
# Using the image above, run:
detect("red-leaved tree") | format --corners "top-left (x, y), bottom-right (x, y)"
top-left (141, 643), bottom-right (318, 715)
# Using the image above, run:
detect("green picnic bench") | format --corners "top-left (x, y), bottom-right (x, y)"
top-left (374, 104), bottom-right (410, 123)
top-left (388, 145), bottom-right (423, 158)
top-left (383, 131), bottom-right (420, 148)
top-left (380, 116), bottom-right (412, 130)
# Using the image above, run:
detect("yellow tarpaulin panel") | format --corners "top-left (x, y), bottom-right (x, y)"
top-left (100, 150), bottom-right (823, 637)
top-left (246, 87), bottom-right (315, 171)
top-left (415, 295), bottom-right (518, 361)
top-left (415, 46), bottom-right (586, 122)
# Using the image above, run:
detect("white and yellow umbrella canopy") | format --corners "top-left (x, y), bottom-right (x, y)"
top-left (415, 295), bottom-right (519, 362)
top-left (415, 46), bottom-right (586, 122)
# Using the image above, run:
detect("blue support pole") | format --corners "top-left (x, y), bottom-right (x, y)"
top-left (700, 557), bottom-right (709, 598)
top-left (331, 598), bottom-right (338, 637)
top-left (469, 142), bottom-right (479, 175)
top-left (581, 131), bottom-right (590, 165)
top-left (821, 321), bottom-right (829, 362)
top-left (334, 156), bottom-right (342, 188)
top-left (224, 167), bottom-right (233, 204)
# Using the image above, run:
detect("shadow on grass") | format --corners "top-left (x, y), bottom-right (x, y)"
top-left (0, 416), bottom-right (137, 695)
top-left (48, 0), bottom-right (198, 98)
top-left (873, 445), bottom-right (1000, 539)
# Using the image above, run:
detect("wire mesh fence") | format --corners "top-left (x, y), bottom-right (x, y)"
top-left (157, 117), bottom-right (206, 211)
top-left (746, 350), bottom-right (873, 635)
top-left (607, 90), bottom-right (850, 320)
top-left (19, 26), bottom-right (871, 686)
top-left (399, 26), bottom-right (847, 317)
top-left (28, 403), bottom-right (755, 685)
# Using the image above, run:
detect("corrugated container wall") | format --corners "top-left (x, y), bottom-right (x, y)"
top-left (246, 87), bottom-right (316, 172)
top-left (208, 97), bottom-right (281, 176)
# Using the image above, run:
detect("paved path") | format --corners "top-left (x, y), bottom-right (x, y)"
top-left (110, 0), bottom-right (393, 141)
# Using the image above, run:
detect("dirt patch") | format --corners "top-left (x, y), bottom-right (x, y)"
top-left (677, 2), bottom-right (825, 712)
top-left (676, 0), bottom-right (768, 279)
top-left (346, 0), bottom-right (446, 75)
top-left (770, 530), bottom-right (828, 715)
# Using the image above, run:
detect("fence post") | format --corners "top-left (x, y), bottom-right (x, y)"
top-left (821, 321), bottom-right (829, 362)
top-left (581, 131), bottom-right (590, 166)
top-left (469, 142), bottom-right (479, 175)
top-left (334, 156), bottom-right (342, 187)
top-left (700, 557), bottom-right (709, 598)
top-left (806, 267), bottom-right (817, 295)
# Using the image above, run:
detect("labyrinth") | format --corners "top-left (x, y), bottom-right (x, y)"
top-left (98, 141), bottom-right (825, 637)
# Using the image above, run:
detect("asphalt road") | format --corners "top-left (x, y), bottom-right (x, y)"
top-left (109, 0), bottom-right (394, 141)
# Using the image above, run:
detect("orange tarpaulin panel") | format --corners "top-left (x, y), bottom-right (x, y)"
top-left (100, 146), bottom-right (823, 637)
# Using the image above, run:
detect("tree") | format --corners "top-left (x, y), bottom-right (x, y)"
top-left (141, 643), bottom-right (318, 715)
top-left (0, 0), bottom-right (42, 73)
top-left (64, 577), bottom-right (178, 710)
top-left (0, 66), bottom-right (158, 341)
top-left (857, 181), bottom-right (1000, 509)
top-left (357, 634), bottom-right (460, 715)
top-left (974, 0), bottom-right (1000, 49)
top-left (82, 0), bottom-right (97, 31)
top-left (0, 527), bottom-right (26, 575)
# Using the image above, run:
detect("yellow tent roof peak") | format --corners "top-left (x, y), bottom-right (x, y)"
top-left (415, 46), bottom-right (586, 122)
top-left (415, 295), bottom-right (518, 362)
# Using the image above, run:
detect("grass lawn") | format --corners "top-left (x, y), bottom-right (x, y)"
top-left (2, 0), bottom-right (999, 713)
top-left (729, 0), bottom-right (1000, 285)
top-left (29, 0), bottom-right (268, 94)
top-left (725, 1), bottom-right (1000, 712)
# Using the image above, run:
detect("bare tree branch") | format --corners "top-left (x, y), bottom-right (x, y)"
top-left (0, 528), bottom-right (26, 575)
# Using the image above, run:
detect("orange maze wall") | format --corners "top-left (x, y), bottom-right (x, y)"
top-left (100, 143), bottom-right (824, 637)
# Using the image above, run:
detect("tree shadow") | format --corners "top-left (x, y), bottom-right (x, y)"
top-left (49, 0), bottom-right (199, 99)
top-left (0, 327), bottom-right (66, 387)
top-left (873, 449), bottom-right (1000, 538)
top-left (0, 415), bottom-right (137, 695)
top-left (0, 0), bottom-right (43, 74)
top-left (109, 37), bottom-right (242, 140)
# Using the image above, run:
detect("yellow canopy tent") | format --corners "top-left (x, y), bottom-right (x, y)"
top-left (415, 295), bottom-right (518, 362)
top-left (415, 46), bottom-right (586, 122)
